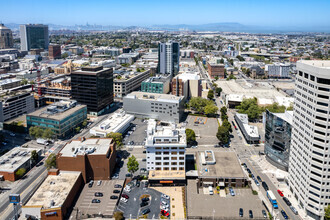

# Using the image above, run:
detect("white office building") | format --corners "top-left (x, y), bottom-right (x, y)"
top-left (288, 60), bottom-right (330, 220)
top-left (158, 41), bottom-right (180, 75)
top-left (145, 119), bottom-right (186, 171)
top-left (267, 63), bottom-right (290, 78)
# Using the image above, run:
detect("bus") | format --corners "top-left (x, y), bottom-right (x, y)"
top-left (267, 190), bottom-right (278, 209)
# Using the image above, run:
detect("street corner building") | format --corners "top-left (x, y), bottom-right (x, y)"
top-left (56, 137), bottom-right (117, 183)
top-left (22, 170), bottom-right (83, 220)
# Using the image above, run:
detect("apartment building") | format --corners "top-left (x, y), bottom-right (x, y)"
top-left (141, 75), bottom-right (171, 94)
top-left (114, 69), bottom-right (150, 98)
top-left (288, 60), bottom-right (330, 220)
top-left (267, 63), bottom-right (290, 78)
top-left (123, 92), bottom-right (184, 123)
top-left (158, 41), bottom-right (180, 75)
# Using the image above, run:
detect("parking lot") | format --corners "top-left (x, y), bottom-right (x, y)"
top-left (123, 118), bottom-right (148, 146)
top-left (72, 180), bottom-right (125, 218)
top-left (186, 115), bottom-right (219, 146)
top-left (116, 181), bottom-right (167, 219)
top-left (187, 180), bottom-right (265, 219)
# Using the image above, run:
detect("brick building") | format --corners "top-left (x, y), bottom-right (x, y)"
top-left (207, 62), bottom-right (225, 79)
top-left (56, 138), bottom-right (116, 183)
top-left (49, 44), bottom-right (61, 60)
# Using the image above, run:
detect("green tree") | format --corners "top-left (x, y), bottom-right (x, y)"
top-left (75, 127), bottom-right (81, 133)
top-left (106, 132), bottom-right (123, 150)
top-left (236, 55), bottom-right (245, 61)
top-left (21, 79), bottom-right (28, 85)
top-left (29, 126), bottom-right (43, 139)
top-left (226, 74), bottom-right (236, 80)
top-left (220, 58), bottom-right (224, 64)
top-left (214, 76), bottom-right (219, 80)
top-left (189, 97), bottom-right (213, 113)
top-left (265, 102), bottom-right (286, 113)
top-left (325, 205), bottom-right (330, 220)
top-left (287, 104), bottom-right (293, 111)
top-left (136, 68), bottom-right (141, 72)
top-left (222, 119), bottom-right (232, 133)
top-left (31, 150), bottom-right (39, 164)
top-left (45, 153), bottom-right (56, 169)
top-left (204, 104), bottom-right (218, 116)
top-left (186, 128), bottom-right (196, 146)
top-left (220, 106), bottom-right (227, 116)
top-left (216, 126), bottom-right (230, 145)
top-left (82, 119), bottom-right (88, 128)
top-left (215, 87), bottom-right (222, 96)
top-left (236, 98), bottom-right (262, 121)
top-left (113, 211), bottom-right (124, 220)
top-left (43, 128), bottom-right (54, 139)
top-left (127, 155), bottom-right (139, 176)
top-left (207, 90), bottom-right (214, 100)
top-left (15, 168), bottom-right (26, 178)
top-left (61, 53), bottom-right (69, 59)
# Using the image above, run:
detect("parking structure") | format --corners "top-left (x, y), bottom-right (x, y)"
top-left (116, 180), bottom-right (169, 219)
top-left (71, 180), bottom-right (125, 218)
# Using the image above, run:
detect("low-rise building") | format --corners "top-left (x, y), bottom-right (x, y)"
top-left (141, 75), bottom-right (171, 94)
top-left (114, 69), bottom-right (150, 98)
top-left (56, 137), bottom-right (116, 183)
top-left (266, 63), bottom-right (290, 78)
top-left (48, 44), bottom-right (61, 60)
top-left (123, 92), bottom-right (184, 123)
top-left (0, 78), bottom-right (21, 90)
top-left (171, 72), bottom-right (202, 98)
top-left (116, 53), bottom-right (139, 64)
top-left (26, 100), bottom-right (87, 138)
top-left (38, 75), bottom-right (71, 104)
top-left (146, 119), bottom-right (186, 186)
top-left (207, 59), bottom-right (225, 79)
top-left (0, 147), bottom-right (42, 181)
top-left (22, 171), bottom-right (83, 220)
top-left (234, 113), bottom-right (260, 144)
top-left (0, 90), bottom-right (35, 122)
top-left (90, 111), bottom-right (134, 137)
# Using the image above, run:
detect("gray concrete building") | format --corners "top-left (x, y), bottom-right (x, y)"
top-left (20, 24), bottom-right (49, 51)
top-left (123, 92), bottom-right (184, 123)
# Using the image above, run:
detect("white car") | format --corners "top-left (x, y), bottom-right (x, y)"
top-left (120, 197), bottom-right (128, 203)
top-left (161, 204), bottom-right (169, 209)
top-left (161, 194), bottom-right (170, 200)
top-left (124, 187), bottom-right (131, 192)
top-left (161, 200), bottom-right (167, 206)
top-left (161, 207), bottom-right (169, 212)
top-left (97, 180), bottom-right (102, 186)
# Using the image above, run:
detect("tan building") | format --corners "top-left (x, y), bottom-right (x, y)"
top-left (56, 137), bottom-right (116, 183)
top-left (0, 24), bottom-right (13, 49)
top-left (171, 72), bottom-right (202, 98)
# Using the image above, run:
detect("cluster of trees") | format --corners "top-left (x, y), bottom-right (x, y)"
top-left (226, 74), bottom-right (237, 81)
top-left (188, 97), bottom-right (218, 116)
top-left (74, 119), bottom-right (88, 134)
top-left (186, 129), bottom-right (196, 146)
top-left (216, 107), bottom-right (232, 145)
top-left (236, 55), bottom-right (245, 61)
top-left (236, 98), bottom-right (290, 121)
top-left (207, 90), bottom-right (214, 100)
top-left (136, 67), bottom-right (145, 72)
top-left (45, 153), bottom-right (57, 169)
top-left (29, 127), bottom-right (54, 139)
top-left (106, 132), bottom-right (123, 150)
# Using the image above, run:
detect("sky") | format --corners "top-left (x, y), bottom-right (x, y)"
top-left (1, 0), bottom-right (330, 29)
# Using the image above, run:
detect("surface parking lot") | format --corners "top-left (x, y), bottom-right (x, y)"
top-left (72, 180), bottom-right (124, 218)
top-left (116, 181), bottom-right (168, 219)
top-left (187, 180), bottom-right (265, 219)
top-left (186, 115), bottom-right (219, 146)
top-left (123, 118), bottom-right (148, 146)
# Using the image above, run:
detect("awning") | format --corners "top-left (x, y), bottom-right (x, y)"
top-left (202, 182), bottom-right (214, 185)
top-left (218, 182), bottom-right (225, 186)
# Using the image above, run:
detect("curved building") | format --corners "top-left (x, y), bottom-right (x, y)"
top-left (264, 110), bottom-right (293, 171)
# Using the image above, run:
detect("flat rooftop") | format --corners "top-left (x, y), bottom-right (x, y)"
top-left (146, 120), bottom-right (186, 145)
top-left (27, 103), bottom-right (86, 121)
top-left (0, 78), bottom-right (21, 86)
top-left (125, 91), bottom-right (183, 103)
top-left (0, 148), bottom-right (40, 173)
top-left (90, 112), bottom-right (134, 134)
top-left (148, 170), bottom-right (186, 180)
top-left (196, 151), bottom-right (245, 178)
top-left (25, 171), bottom-right (81, 208)
top-left (60, 138), bottom-right (113, 157)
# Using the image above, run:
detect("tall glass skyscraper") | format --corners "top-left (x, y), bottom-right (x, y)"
top-left (264, 110), bottom-right (293, 171)
top-left (20, 24), bottom-right (49, 51)
top-left (158, 41), bottom-right (180, 75)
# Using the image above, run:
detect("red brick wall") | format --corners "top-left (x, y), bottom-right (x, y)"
top-left (207, 63), bottom-right (225, 79)
top-left (0, 171), bottom-right (16, 181)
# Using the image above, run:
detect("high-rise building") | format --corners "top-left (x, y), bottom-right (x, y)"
top-left (288, 60), bottom-right (330, 220)
top-left (158, 41), bottom-right (180, 75)
top-left (0, 24), bottom-right (13, 49)
top-left (20, 24), bottom-right (49, 51)
top-left (48, 44), bottom-right (61, 59)
top-left (264, 110), bottom-right (293, 171)
top-left (71, 66), bottom-right (113, 116)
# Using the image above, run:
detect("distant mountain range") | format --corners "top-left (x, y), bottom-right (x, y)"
top-left (4, 22), bottom-right (330, 33)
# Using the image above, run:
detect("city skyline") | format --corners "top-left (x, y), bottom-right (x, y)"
top-left (1, 0), bottom-right (330, 32)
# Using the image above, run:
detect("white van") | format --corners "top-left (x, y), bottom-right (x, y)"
top-left (208, 186), bottom-right (214, 195)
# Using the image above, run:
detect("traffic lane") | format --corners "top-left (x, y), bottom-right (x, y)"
top-left (244, 159), bottom-right (299, 220)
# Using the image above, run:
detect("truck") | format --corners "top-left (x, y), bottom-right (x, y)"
top-left (267, 190), bottom-right (278, 209)
top-left (36, 138), bottom-right (49, 145)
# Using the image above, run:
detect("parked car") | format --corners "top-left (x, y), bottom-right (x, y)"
top-left (141, 197), bottom-right (150, 202)
top-left (281, 210), bottom-right (288, 219)
top-left (208, 186), bottom-right (214, 195)
top-left (94, 192), bottom-right (103, 197)
top-left (162, 204), bottom-right (169, 209)
top-left (114, 184), bottom-right (122, 188)
top-left (120, 197), bottom-right (128, 203)
top-left (249, 210), bottom-right (253, 218)
top-left (254, 179), bottom-right (260, 186)
top-left (239, 208), bottom-right (243, 217)
top-left (290, 206), bottom-right (298, 215)
top-left (92, 199), bottom-right (100, 203)
top-left (262, 182), bottom-right (269, 191)
top-left (140, 202), bottom-right (148, 207)
top-left (142, 158), bottom-right (146, 162)
top-left (283, 197), bottom-right (292, 206)
top-left (257, 176), bottom-right (262, 182)
top-left (88, 180), bottom-right (94, 188)
top-left (262, 210), bottom-right (267, 218)
top-left (277, 189), bottom-right (284, 197)
top-left (121, 194), bottom-right (129, 199)
top-left (161, 210), bottom-right (170, 217)
top-left (247, 168), bottom-right (251, 174)
top-left (229, 187), bottom-right (235, 196)
top-left (126, 173), bottom-right (132, 178)
top-left (110, 195), bottom-right (118, 199)
top-left (161, 194), bottom-right (170, 200)
top-left (161, 200), bottom-right (167, 206)
top-left (113, 190), bottom-right (120, 194)
top-left (136, 181), bottom-right (140, 187)
top-left (141, 208), bottom-right (150, 215)
top-left (97, 180), bottom-right (102, 186)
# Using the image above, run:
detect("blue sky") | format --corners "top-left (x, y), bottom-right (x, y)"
top-left (1, 0), bottom-right (330, 28)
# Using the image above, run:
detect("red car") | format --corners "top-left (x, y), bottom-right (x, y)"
top-left (161, 210), bottom-right (170, 217)
top-left (277, 189), bottom-right (284, 197)
top-left (121, 194), bottom-right (129, 199)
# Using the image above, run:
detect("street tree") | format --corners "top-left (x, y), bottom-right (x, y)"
top-left (325, 205), bottom-right (330, 220)
top-left (204, 104), bottom-right (218, 116)
top-left (82, 119), bottom-right (88, 128)
top-left (43, 128), bottom-right (54, 139)
top-left (207, 90), bottom-right (214, 100)
top-left (107, 132), bottom-right (123, 150)
top-left (29, 126), bottom-right (43, 139)
top-left (15, 168), bottom-right (26, 178)
top-left (216, 126), bottom-right (229, 145)
top-left (31, 150), bottom-right (39, 164)
top-left (186, 129), bottom-right (196, 146)
top-left (215, 87), bottom-right (222, 96)
top-left (222, 119), bottom-right (232, 133)
top-left (113, 211), bottom-right (124, 220)
top-left (127, 155), bottom-right (139, 176)
top-left (45, 153), bottom-right (57, 169)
